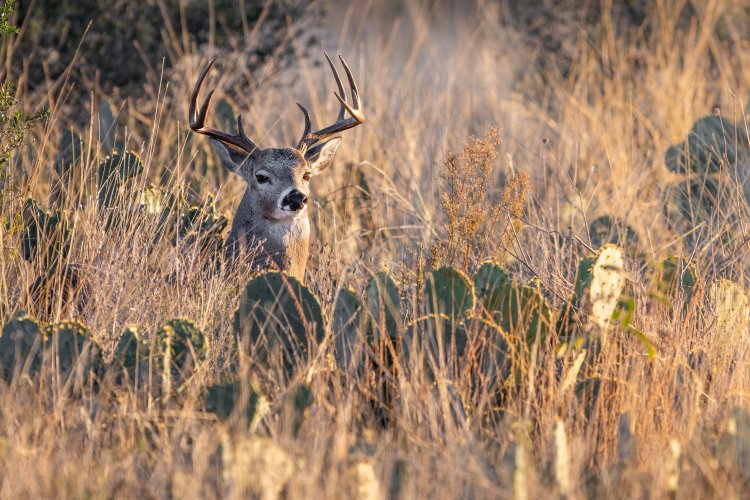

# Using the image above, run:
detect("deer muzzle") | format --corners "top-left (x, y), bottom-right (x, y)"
top-left (282, 189), bottom-right (308, 212)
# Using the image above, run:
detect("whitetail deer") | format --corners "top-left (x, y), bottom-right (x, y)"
top-left (190, 54), bottom-right (365, 281)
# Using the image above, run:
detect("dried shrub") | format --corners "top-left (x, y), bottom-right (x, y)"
top-left (430, 128), bottom-right (529, 273)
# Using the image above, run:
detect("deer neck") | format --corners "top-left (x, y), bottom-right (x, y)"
top-left (228, 193), bottom-right (310, 281)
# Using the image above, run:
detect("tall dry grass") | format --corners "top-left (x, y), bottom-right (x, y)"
top-left (0, 0), bottom-right (750, 497)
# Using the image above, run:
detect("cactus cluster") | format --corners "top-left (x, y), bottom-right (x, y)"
top-left (0, 312), bottom-right (101, 386)
top-left (0, 311), bottom-right (217, 406)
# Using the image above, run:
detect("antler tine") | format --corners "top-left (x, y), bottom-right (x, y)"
top-left (338, 54), bottom-right (360, 110)
top-left (295, 103), bottom-right (312, 151)
top-left (189, 56), bottom-right (258, 154)
top-left (324, 52), bottom-right (347, 121)
top-left (298, 53), bottom-right (365, 150)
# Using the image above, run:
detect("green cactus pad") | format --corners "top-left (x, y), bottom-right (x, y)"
top-left (474, 262), bottom-right (512, 313)
top-left (662, 177), bottom-right (724, 235)
top-left (111, 325), bottom-right (143, 376)
top-left (205, 379), bottom-right (268, 431)
top-left (233, 272), bottom-right (326, 378)
top-left (282, 384), bottom-right (314, 437)
top-left (665, 115), bottom-right (747, 175)
top-left (425, 266), bottom-right (475, 318)
top-left (43, 321), bottom-right (102, 379)
top-left (21, 198), bottom-right (72, 272)
top-left (97, 150), bottom-right (145, 221)
top-left (402, 314), bottom-right (468, 375)
top-left (136, 186), bottom-right (168, 215)
top-left (474, 262), bottom-right (552, 346)
top-left (659, 256), bottom-right (697, 304)
top-left (156, 319), bottom-right (208, 400)
top-left (51, 130), bottom-right (85, 205)
top-left (174, 198), bottom-right (229, 256)
top-left (332, 288), bottom-right (366, 371)
top-left (588, 216), bottom-right (640, 258)
top-left (0, 311), bottom-right (44, 380)
top-left (98, 99), bottom-right (117, 151)
top-left (466, 317), bottom-right (512, 384)
top-left (365, 272), bottom-right (401, 338)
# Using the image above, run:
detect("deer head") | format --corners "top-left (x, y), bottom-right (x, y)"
top-left (189, 54), bottom-right (365, 280)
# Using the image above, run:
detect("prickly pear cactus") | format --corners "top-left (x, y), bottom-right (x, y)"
top-left (474, 262), bottom-right (512, 313)
top-left (716, 407), bottom-right (750, 480)
top-left (402, 314), bottom-right (510, 385)
top-left (174, 197), bottom-right (228, 257)
top-left (281, 384), bottom-right (314, 437)
top-left (111, 325), bottom-right (144, 380)
top-left (51, 129), bottom-right (85, 205)
top-left (474, 262), bottom-right (552, 347)
top-left (574, 245), bottom-right (626, 329)
top-left (665, 115), bottom-right (746, 175)
top-left (233, 272), bottom-right (325, 380)
top-left (156, 319), bottom-right (208, 401)
top-left (136, 186), bottom-right (167, 215)
top-left (215, 99), bottom-right (237, 133)
top-left (98, 99), bottom-right (117, 151)
top-left (588, 215), bottom-right (640, 259)
top-left (0, 311), bottom-right (44, 380)
top-left (333, 288), bottom-right (366, 371)
top-left (402, 314), bottom-right (468, 378)
top-left (21, 198), bottom-right (72, 273)
top-left (205, 379), bottom-right (268, 431)
top-left (97, 150), bottom-right (144, 228)
top-left (659, 256), bottom-right (697, 305)
top-left (662, 177), bottom-right (725, 236)
top-left (425, 266), bottom-right (475, 318)
top-left (43, 321), bottom-right (103, 388)
top-left (365, 272), bottom-right (401, 338)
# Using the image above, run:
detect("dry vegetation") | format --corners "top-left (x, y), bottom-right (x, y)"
top-left (1, 0), bottom-right (750, 497)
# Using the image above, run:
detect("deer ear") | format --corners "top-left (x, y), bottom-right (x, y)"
top-left (305, 137), bottom-right (341, 175)
top-left (210, 139), bottom-right (256, 173)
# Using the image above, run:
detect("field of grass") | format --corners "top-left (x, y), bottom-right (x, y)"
top-left (2, 0), bottom-right (750, 497)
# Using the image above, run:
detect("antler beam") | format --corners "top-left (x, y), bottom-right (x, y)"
top-left (189, 56), bottom-right (258, 154)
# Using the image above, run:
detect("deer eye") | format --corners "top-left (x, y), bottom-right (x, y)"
top-left (255, 173), bottom-right (270, 184)
top-left (302, 172), bottom-right (311, 182)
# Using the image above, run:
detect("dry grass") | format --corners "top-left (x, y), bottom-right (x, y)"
top-left (1, 0), bottom-right (750, 498)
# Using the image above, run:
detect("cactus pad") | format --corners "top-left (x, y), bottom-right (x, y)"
top-left (474, 262), bottom-right (552, 346)
top-left (233, 272), bottom-right (325, 378)
top-left (333, 287), bottom-right (366, 371)
top-left (0, 311), bottom-right (44, 380)
top-left (205, 379), bottom-right (268, 431)
top-left (156, 319), bottom-right (208, 399)
top-left (425, 266), bottom-right (475, 318)
top-left (365, 272), bottom-right (401, 338)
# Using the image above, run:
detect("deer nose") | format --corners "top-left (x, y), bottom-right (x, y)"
top-left (282, 189), bottom-right (308, 211)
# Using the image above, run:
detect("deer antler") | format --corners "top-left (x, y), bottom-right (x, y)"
top-left (296, 53), bottom-right (365, 151)
top-left (190, 56), bottom-right (258, 154)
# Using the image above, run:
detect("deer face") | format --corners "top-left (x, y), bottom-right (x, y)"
top-left (210, 138), bottom-right (341, 221)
